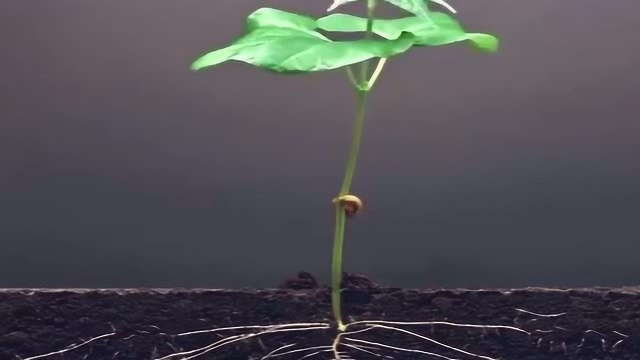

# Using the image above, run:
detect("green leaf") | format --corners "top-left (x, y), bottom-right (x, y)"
top-left (192, 26), bottom-right (416, 73)
top-left (317, 12), bottom-right (499, 52)
top-left (192, 6), bottom-right (498, 74)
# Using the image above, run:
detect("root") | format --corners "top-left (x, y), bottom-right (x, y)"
top-left (14, 318), bottom-right (531, 360)
top-left (18, 307), bottom-right (592, 360)
top-left (514, 308), bottom-right (567, 318)
top-left (261, 344), bottom-right (333, 360)
top-left (18, 326), bottom-right (116, 360)
top-left (154, 323), bottom-right (330, 360)
top-left (340, 342), bottom-right (385, 358)
top-left (349, 320), bottom-right (529, 335)
top-left (343, 337), bottom-right (462, 360)
top-left (337, 320), bottom-right (530, 360)
top-left (173, 323), bottom-right (330, 338)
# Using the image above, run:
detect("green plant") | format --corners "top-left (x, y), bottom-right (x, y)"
top-left (192, 0), bottom-right (498, 333)
top-left (17, 3), bottom-right (531, 360)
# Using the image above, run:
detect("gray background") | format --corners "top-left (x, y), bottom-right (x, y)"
top-left (1, 0), bottom-right (639, 289)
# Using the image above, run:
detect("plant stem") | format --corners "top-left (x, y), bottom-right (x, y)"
top-left (344, 66), bottom-right (358, 88)
top-left (331, 0), bottom-right (379, 333)
top-left (367, 58), bottom-right (387, 89)
top-left (331, 200), bottom-right (347, 330)
top-left (359, 0), bottom-right (377, 82)
top-left (332, 89), bottom-right (368, 332)
top-left (339, 90), bottom-right (368, 195)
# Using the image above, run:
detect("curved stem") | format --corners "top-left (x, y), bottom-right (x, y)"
top-left (367, 58), bottom-right (387, 89)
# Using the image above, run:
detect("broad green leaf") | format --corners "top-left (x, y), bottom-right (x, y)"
top-left (319, 13), bottom-right (429, 38)
top-left (192, 6), bottom-right (498, 74)
top-left (246, 7), bottom-right (317, 33)
top-left (317, 12), bottom-right (498, 52)
top-left (192, 26), bottom-right (416, 73)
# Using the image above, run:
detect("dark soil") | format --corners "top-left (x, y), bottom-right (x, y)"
top-left (1, 272), bottom-right (639, 360)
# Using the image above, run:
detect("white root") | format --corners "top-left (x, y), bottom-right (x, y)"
top-left (155, 324), bottom-right (330, 360)
top-left (17, 316), bottom-right (555, 360)
top-left (344, 337), bottom-right (462, 360)
top-left (19, 330), bottom-right (116, 360)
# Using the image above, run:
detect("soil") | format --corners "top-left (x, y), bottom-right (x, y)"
top-left (1, 272), bottom-right (639, 360)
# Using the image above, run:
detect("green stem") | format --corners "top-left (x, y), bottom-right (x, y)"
top-left (332, 89), bottom-right (368, 331)
top-left (340, 90), bottom-right (368, 195)
top-left (331, 201), bottom-right (347, 330)
top-left (359, 0), bottom-right (377, 83)
top-left (331, 0), bottom-right (379, 333)
top-left (345, 66), bottom-right (358, 88)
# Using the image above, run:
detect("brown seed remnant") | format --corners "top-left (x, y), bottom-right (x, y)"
top-left (332, 194), bottom-right (363, 218)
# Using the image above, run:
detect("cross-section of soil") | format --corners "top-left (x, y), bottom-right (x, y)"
top-left (1, 272), bottom-right (639, 360)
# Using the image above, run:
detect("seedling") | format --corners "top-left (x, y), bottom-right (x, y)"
top-left (191, 0), bottom-right (498, 329)
top-left (8, 3), bottom-right (621, 360)
top-left (175, 0), bottom-right (524, 359)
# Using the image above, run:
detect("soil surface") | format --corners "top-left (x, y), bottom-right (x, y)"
top-left (1, 272), bottom-right (639, 360)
